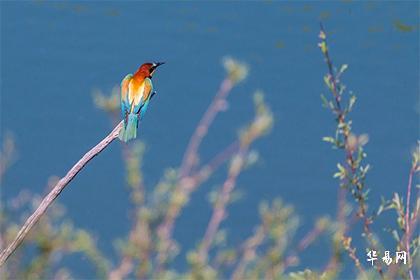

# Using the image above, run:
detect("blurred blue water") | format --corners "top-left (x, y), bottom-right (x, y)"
top-left (1, 1), bottom-right (418, 277)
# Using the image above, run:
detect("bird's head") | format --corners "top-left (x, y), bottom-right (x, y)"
top-left (138, 62), bottom-right (165, 78)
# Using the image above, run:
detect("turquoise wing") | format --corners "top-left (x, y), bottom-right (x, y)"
top-left (138, 78), bottom-right (154, 119)
top-left (120, 74), bottom-right (133, 121)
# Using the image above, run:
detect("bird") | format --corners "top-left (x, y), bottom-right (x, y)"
top-left (119, 62), bottom-right (164, 142)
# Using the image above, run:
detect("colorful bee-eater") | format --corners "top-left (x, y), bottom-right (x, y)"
top-left (119, 62), bottom-right (164, 142)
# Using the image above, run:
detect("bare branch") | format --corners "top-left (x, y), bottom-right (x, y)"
top-left (178, 78), bottom-right (233, 179)
top-left (0, 121), bottom-right (123, 267)
top-left (198, 148), bottom-right (248, 262)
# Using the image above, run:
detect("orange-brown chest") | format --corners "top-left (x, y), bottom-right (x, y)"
top-left (128, 77), bottom-right (146, 105)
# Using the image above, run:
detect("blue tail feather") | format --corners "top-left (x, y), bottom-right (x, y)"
top-left (119, 113), bottom-right (138, 142)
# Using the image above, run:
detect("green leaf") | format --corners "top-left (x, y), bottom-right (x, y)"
top-left (348, 95), bottom-right (356, 111)
top-left (339, 64), bottom-right (348, 74)
top-left (318, 41), bottom-right (328, 54)
top-left (323, 75), bottom-right (332, 90)
top-left (322, 136), bottom-right (335, 144)
top-left (320, 94), bottom-right (329, 108)
top-left (334, 163), bottom-right (347, 179)
top-left (377, 204), bottom-right (384, 215)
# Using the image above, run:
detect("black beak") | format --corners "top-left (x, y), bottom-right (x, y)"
top-left (155, 62), bottom-right (165, 67)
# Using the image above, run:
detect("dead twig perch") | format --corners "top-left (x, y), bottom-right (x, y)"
top-left (0, 121), bottom-right (123, 267)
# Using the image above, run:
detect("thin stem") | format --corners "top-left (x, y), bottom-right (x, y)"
top-left (154, 139), bottom-right (240, 273)
top-left (108, 256), bottom-right (133, 280)
top-left (283, 221), bottom-right (327, 270)
top-left (319, 25), bottom-right (383, 277)
top-left (156, 79), bottom-right (235, 270)
top-left (0, 121), bottom-right (123, 267)
top-left (231, 225), bottom-right (266, 280)
top-left (178, 78), bottom-right (233, 178)
top-left (405, 162), bottom-right (417, 280)
top-left (188, 141), bottom-right (240, 191)
top-left (198, 148), bottom-right (248, 262)
top-left (320, 23), bottom-right (342, 111)
top-left (343, 238), bottom-right (367, 279)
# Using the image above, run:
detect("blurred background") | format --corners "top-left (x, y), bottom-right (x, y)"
top-left (1, 1), bottom-right (418, 278)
